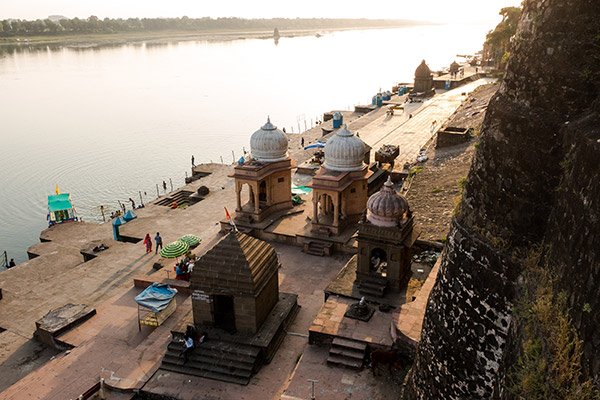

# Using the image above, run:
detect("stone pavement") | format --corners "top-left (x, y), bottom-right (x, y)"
top-left (0, 289), bottom-right (191, 400)
top-left (357, 78), bottom-right (496, 170)
top-left (309, 296), bottom-right (395, 347)
top-left (279, 346), bottom-right (402, 400)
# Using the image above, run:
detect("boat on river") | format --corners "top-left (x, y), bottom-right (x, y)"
top-left (47, 189), bottom-right (78, 227)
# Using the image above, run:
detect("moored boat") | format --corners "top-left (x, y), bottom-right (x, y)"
top-left (47, 188), bottom-right (78, 227)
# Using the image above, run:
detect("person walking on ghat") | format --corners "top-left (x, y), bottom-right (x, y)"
top-left (301, 137), bottom-right (305, 148)
top-left (191, 155), bottom-right (195, 167)
top-left (155, 232), bottom-right (163, 254)
top-left (143, 233), bottom-right (152, 253)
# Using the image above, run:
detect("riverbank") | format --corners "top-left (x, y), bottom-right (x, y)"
top-left (0, 25), bottom-right (416, 49)
top-left (0, 76), bottom-right (493, 398)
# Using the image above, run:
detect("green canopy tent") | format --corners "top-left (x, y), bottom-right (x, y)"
top-left (160, 240), bottom-right (190, 259)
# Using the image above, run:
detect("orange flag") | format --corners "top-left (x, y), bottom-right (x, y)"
top-left (224, 207), bottom-right (237, 232)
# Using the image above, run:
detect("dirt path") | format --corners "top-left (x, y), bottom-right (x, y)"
top-left (405, 82), bottom-right (499, 242)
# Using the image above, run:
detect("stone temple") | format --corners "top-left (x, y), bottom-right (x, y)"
top-left (413, 59), bottom-right (435, 96)
top-left (309, 125), bottom-right (372, 236)
top-left (160, 231), bottom-right (298, 385)
top-left (231, 118), bottom-right (294, 224)
top-left (356, 176), bottom-right (419, 297)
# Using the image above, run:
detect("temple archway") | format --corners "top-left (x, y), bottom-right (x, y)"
top-left (370, 248), bottom-right (388, 277)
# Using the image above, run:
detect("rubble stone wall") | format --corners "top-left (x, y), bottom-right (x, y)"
top-left (405, 0), bottom-right (600, 397)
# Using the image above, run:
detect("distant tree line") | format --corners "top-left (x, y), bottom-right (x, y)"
top-left (0, 16), bottom-right (419, 37)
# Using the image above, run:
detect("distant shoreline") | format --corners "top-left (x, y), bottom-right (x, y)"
top-left (0, 25), bottom-right (428, 49)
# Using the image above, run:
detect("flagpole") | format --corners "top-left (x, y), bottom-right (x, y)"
top-left (224, 207), bottom-right (238, 232)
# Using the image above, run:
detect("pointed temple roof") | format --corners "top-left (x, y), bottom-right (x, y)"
top-left (190, 231), bottom-right (279, 296)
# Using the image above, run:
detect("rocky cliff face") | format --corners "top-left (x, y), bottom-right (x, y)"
top-left (405, 0), bottom-right (599, 398)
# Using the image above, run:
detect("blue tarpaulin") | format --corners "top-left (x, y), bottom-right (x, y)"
top-left (135, 283), bottom-right (178, 312)
top-left (303, 142), bottom-right (325, 150)
top-left (123, 210), bottom-right (137, 221)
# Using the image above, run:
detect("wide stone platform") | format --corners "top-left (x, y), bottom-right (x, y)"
top-left (220, 195), bottom-right (359, 255)
top-left (310, 254), bottom-right (433, 345)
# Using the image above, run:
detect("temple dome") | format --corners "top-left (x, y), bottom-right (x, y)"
top-left (323, 125), bottom-right (366, 172)
top-left (367, 176), bottom-right (410, 227)
top-left (415, 60), bottom-right (432, 78)
top-left (250, 117), bottom-right (289, 162)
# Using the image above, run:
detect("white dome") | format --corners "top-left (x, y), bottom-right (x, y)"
top-left (367, 177), bottom-right (410, 227)
top-left (323, 125), bottom-right (365, 172)
top-left (250, 117), bottom-right (289, 162)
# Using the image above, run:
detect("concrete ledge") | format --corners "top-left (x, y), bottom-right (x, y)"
top-left (34, 304), bottom-right (96, 348)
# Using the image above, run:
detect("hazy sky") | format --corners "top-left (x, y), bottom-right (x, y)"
top-left (3, 0), bottom-right (522, 24)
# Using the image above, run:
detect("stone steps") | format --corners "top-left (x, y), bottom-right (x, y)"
top-left (165, 346), bottom-right (256, 370)
top-left (359, 275), bottom-right (388, 297)
top-left (159, 361), bottom-right (251, 386)
top-left (155, 190), bottom-right (194, 207)
top-left (303, 241), bottom-right (333, 256)
top-left (163, 353), bottom-right (253, 377)
top-left (161, 339), bottom-right (262, 385)
top-left (332, 337), bottom-right (368, 352)
top-left (326, 337), bottom-right (367, 370)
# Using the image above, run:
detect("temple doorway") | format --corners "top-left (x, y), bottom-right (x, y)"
top-left (370, 248), bottom-right (388, 277)
top-left (259, 180), bottom-right (267, 202)
top-left (213, 295), bottom-right (236, 333)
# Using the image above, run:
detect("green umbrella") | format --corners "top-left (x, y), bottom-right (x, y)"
top-left (160, 240), bottom-right (190, 258)
top-left (179, 234), bottom-right (201, 248)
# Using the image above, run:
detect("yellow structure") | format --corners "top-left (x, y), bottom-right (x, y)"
top-left (231, 118), bottom-right (293, 223)
top-left (309, 125), bottom-right (371, 236)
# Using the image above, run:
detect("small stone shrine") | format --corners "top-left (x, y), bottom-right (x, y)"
top-left (231, 117), bottom-right (293, 224)
top-left (309, 125), bottom-right (372, 236)
top-left (160, 231), bottom-right (298, 384)
top-left (413, 59), bottom-right (435, 96)
top-left (356, 177), bottom-right (419, 296)
top-left (191, 231), bottom-right (281, 334)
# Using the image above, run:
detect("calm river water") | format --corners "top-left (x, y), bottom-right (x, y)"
top-left (0, 25), bottom-right (489, 263)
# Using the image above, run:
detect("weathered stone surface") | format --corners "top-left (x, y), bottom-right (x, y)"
top-left (405, 0), bottom-right (600, 398)
top-left (545, 108), bottom-right (600, 381)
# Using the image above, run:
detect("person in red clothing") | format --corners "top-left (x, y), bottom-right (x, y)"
top-left (143, 233), bottom-right (152, 253)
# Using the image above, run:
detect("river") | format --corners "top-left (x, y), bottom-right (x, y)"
top-left (0, 24), bottom-right (490, 264)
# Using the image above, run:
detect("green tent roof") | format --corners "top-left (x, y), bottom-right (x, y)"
top-left (48, 194), bottom-right (73, 212)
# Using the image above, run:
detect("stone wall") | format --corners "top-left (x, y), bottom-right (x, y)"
top-left (405, 0), bottom-right (600, 397)
top-left (545, 109), bottom-right (600, 381)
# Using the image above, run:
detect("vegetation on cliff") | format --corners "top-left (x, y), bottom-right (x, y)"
top-left (484, 6), bottom-right (521, 68)
top-left (510, 247), bottom-right (599, 400)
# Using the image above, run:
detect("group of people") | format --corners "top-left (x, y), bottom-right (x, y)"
top-left (143, 232), bottom-right (163, 254)
top-left (175, 252), bottom-right (196, 281)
